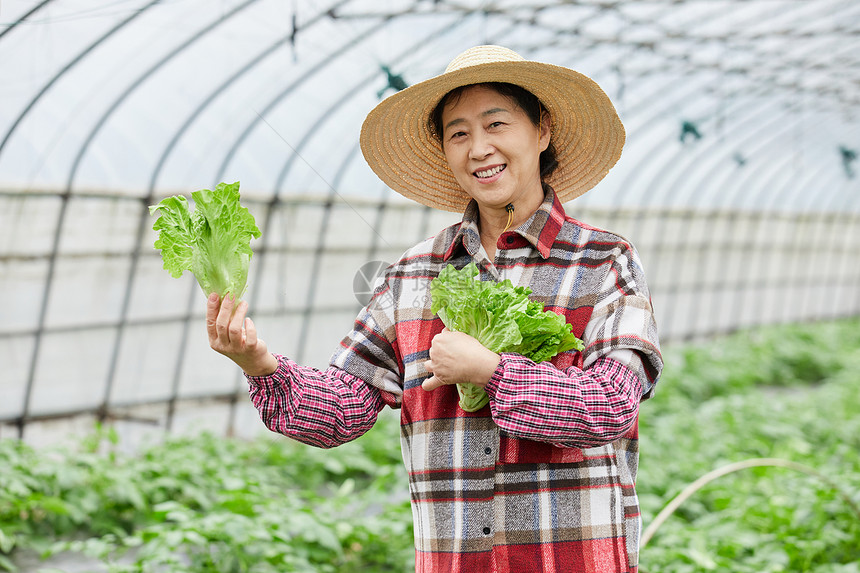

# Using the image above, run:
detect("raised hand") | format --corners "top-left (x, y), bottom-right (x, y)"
top-left (206, 293), bottom-right (278, 376)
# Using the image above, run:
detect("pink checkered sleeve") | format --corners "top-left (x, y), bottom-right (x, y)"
top-left (484, 354), bottom-right (642, 449)
top-left (245, 354), bottom-right (385, 448)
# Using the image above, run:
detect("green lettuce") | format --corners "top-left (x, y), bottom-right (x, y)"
top-left (149, 181), bottom-right (261, 300)
top-left (429, 262), bottom-right (584, 412)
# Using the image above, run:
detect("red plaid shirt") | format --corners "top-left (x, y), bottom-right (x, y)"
top-left (247, 187), bottom-right (662, 572)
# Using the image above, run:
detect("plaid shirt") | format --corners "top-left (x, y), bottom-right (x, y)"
top-left (247, 187), bottom-right (662, 572)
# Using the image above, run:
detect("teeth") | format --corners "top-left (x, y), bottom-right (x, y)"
top-left (476, 165), bottom-right (504, 178)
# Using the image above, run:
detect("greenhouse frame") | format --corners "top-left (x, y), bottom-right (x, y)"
top-left (1, 0), bottom-right (858, 442)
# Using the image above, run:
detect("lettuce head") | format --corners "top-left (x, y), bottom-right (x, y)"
top-left (429, 262), bottom-right (584, 412)
top-left (149, 181), bottom-right (261, 300)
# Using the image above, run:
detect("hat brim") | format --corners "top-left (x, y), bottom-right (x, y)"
top-left (360, 58), bottom-right (625, 213)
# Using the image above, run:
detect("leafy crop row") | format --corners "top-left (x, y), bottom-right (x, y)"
top-left (1, 318), bottom-right (858, 572)
top-left (638, 319), bottom-right (860, 572)
top-left (0, 414), bottom-right (412, 572)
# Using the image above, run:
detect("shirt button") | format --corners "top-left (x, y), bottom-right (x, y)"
top-left (484, 447), bottom-right (492, 455)
top-left (483, 527), bottom-right (491, 535)
top-left (505, 235), bottom-right (515, 244)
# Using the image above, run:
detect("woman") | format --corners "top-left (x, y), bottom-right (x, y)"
top-left (208, 45), bottom-right (662, 573)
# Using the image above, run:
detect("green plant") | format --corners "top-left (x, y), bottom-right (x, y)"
top-left (1, 319), bottom-right (858, 572)
top-left (638, 318), bottom-right (860, 572)
top-left (149, 181), bottom-right (262, 301)
top-left (0, 414), bottom-right (413, 572)
top-left (429, 262), bottom-right (583, 411)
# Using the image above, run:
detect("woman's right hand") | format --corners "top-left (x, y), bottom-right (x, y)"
top-left (206, 292), bottom-right (278, 376)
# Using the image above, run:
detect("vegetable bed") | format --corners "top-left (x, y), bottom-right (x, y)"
top-left (2, 318), bottom-right (859, 572)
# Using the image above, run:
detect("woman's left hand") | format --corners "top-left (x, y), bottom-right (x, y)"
top-left (423, 328), bottom-right (500, 392)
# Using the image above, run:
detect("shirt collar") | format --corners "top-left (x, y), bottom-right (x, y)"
top-left (443, 184), bottom-right (565, 261)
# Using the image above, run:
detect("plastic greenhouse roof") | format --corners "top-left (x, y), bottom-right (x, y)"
top-left (1, 0), bottom-right (859, 211)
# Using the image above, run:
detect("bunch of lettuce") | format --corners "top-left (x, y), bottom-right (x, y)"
top-left (429, 262), bottom-right (584, 412)
top-left (149, 181), bottom-right (261, 301)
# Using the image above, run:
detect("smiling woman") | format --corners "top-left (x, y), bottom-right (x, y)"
top-left (207, 45), bottom-right (662, 573)
top-left (431, 83), bottom-right (551, 259)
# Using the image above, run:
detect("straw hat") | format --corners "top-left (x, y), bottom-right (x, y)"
top-left (360, 45), bottom-right (625, 213)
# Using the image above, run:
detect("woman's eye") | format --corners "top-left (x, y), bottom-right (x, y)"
top-left (488, 121), bottom-right (504, 128)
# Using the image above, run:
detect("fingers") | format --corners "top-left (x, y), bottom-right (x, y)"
top-left (226, 300), bottom-right (248, 343)
top-left (422, 375), bottom-right (445, 392)
top-left (208, 294), bottom-right (248, 349)
top-left (214, 295), bottom-right (234, 342)
top-left (243, 317), bottom-right (257, 347)
top-left (206, 292), bottom-right (220, 341)
top-left (422, 360), bottom-right (447, 392)
top-left (203, 293), bottom-right (275, 375)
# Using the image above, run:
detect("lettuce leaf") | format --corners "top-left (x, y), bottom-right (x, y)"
top-left (429, 262), bottom-right (584, 411)
top-left (149, 181), bottom-right (261, 300)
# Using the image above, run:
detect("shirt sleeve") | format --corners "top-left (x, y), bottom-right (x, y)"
top-left (483, 354), bottom-right (642, 449)
top-left (581, 239), bottom-right (663, 399)
top-left (245, 354), bottom-right (386, 449)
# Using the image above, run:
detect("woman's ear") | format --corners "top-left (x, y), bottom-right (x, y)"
top-left (539, 111), bottom-right (552, 152)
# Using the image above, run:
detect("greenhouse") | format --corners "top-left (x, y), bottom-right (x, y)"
top-left (1, 1), bottom-right (859, 571)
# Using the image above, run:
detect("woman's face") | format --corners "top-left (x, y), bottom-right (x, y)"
top-left (439, 84), bottom-right (550, 213)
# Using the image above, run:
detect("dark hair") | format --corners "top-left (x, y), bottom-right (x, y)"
top-left (428, 82), bottom-right (559, 180)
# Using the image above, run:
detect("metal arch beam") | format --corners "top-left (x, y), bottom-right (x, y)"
top-left (636, 59), bottom-right (796, 210)
top-left (145, 0), bottom-right (355, 195)
top-left (17, 0), bottom-right (264, 438)
top-left (653, 95), bottom-right (835, 337)
top-left (612, 6), bottom-right (852, 336)
top-left (631, 96), bottom-right (795, 338)
top-left (600, 35), bottom-right (856, 216)
top-left (660, 91), bottom-right (789, 211)
top-left (211, 17), bottom-right (392, 186)
top-left (218, 13), bottom-right (405, 296)
top-left (293, 141), bottom-right (363, 364)
top-left (621, 0), bottom-right (852, 208)
top-left (737, 118), bottom-right (854, 214)
top-left (696, 114), bottom-right (821, 334)
top-left (245, 0), bottom-right (648, 198)
top-left (490, 2), bottom-right (724, 215)
top-left (209, 0), bottom-right (546, 187)
top-left (225, 15), bottom-right (397, 197)
top-left (0, 0), bottom-right (163, 161)
top-left (162, 15), bottom-right (426, 430)
top-left (98, 0), bottom-right (357, 430)
top-left (599, 72), bottom-right (714, 206)
top-left (64, 0), bottom-right (265, 192)
top-left (599, 28), bottom-right (761, 209)
top-left (0, 0), bottom-right (54, 42)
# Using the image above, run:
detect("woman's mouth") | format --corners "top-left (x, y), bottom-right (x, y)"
top-left (474, 164), bottom-right (506, 180)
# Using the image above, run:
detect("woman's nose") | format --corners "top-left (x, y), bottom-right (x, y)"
top-left (469, 133), bottom-right (494, 160)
